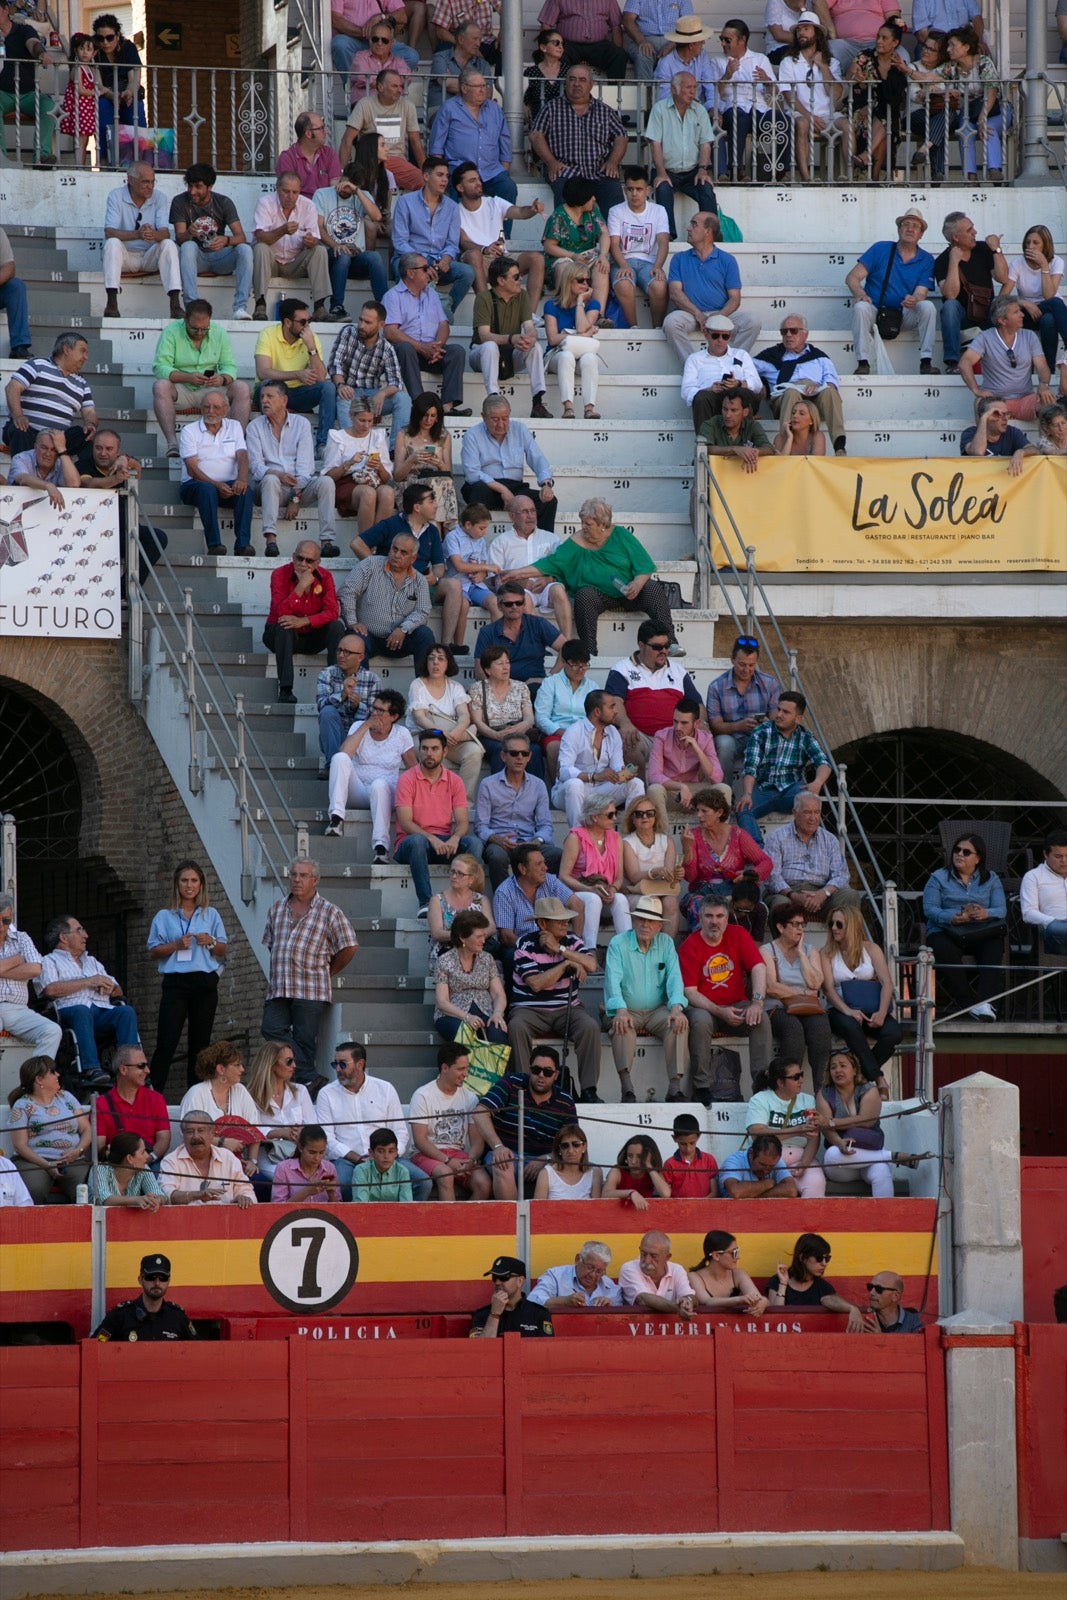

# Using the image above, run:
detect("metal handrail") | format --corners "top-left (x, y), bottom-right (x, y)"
top-left (124, 484), bottom-right (299, 901)
top-left (694, 443), bottom-right (889, 931)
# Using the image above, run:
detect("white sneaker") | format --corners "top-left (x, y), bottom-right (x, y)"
top-left (234, 306), bottom-right (253, 321)
top-left (324, 817), bottom-right (343, 837)
top-left (416, 905), bottom-right (429, 920)
top-left (969, 1001), bottom-right (996, 1020)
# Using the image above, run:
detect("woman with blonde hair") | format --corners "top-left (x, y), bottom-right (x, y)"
top-left (244, 1041), bottom-right (316, 1180)
top-left (621, 790), bottom-right (681, 937)
top-left (816, 1049), bottom-right (920, 1196)
top-left (819, 901), bottom-right (902, 1094)
top-left (147, 859), bottom-right (228, 1095)
top-left (544, 256), bottom-right (604, 421)
top-left (773, 396), bottom-right (827, 456)
top-left (426, 852), bottom-right (497, 974)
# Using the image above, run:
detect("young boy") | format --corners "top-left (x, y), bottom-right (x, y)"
top-left (662, 1112), bottom-right (719, 1198)
top-left (607, 167), bottom-right (671, 329)
top-left (444, 502), bottom-right (502, 620)
top-left (730, 873), bottom-right (768, 944)
top-left (351, 1127), bottom-right (414, 1202)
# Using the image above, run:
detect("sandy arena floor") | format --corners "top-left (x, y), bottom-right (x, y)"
top-left (26, 1574), bottom-right (1066, 1600)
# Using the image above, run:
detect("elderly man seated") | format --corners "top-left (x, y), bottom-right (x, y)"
top-left (8, 429), bottom-right (79, 509)
top-left (959, 294), bottom-right (1057, 423)
top-left (103, 161), bottom-right (182, 321)
top-left (528, 1241), bottom-right (624, 1309)
top-left (0, 894), bottom-right (62, 1059)
top-left (338, 529), bottom-right (436, 674)
top-left (247, 380), bottom-right (340, 560)
top-left (766, 792), bottom-right (852, 916)
top-left (251, 172), bottom-right (333, 323)
top-left (461, 395), bottom-right (558, 530)
top-left (644, 71), bottom-right (718, 243)
top-left (681, 313), bottom-right (762, 433)
top-left (382, 251), bottom-right (470, 416)
top-left (3, 331), bottom-right (97, 458)
top-left (844, 207), bottom-right (939, 380)
top-left (38, 914), bottom-right (140, 1083)
top-left (679, 892), bottom-right (770, 1104)
top-left (529, 63), bottom-right (628, 215)
top-left (151, 298), bottom-right (252, 459)
top-left (553, 689), bottom-right (644, 828)
top-left (718, 1131), bottom-right (798, 1197)
top-left (754, 311), bottom-right (847, 456)
top-left (862, 1271), bottom-right (923, 1333)
top-left (605, 895), bottom-right (688, 1103)
top-left (508, 898), bottom-right (602, 1104)
top-left (490, 495), bottom-right (573, 639)
top-left (619, 1230), bottom-right (696, 1319)
top-left (316, 631), bottom-right (381, 763)
top-left (159, 1110), bottom-right (257, 1205)
top-left (264, 539), bottom-right (346, 705)
top-left (664, 212), bottom-right (761, 367)
top-left (178, 389), bottom-right (253, 557)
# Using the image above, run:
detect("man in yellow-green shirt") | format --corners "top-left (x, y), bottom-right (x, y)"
top-left (253, 297), bottom-right (338, 452)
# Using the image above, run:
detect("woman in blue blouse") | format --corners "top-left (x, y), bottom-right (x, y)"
top-left (922, 832), bottom-right (1007, 1020)
top-left (89, 1132), bottom-right (167, 1210)
top-left (147, 861), bottom-right (228, 1095)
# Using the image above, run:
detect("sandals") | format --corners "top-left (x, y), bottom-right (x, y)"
top-left (562, 402), bottom-right (575, 419)
top-left (892, 1151), bottom-right (937, 1169)
top-left (584, 404), bottom-right (601, 420)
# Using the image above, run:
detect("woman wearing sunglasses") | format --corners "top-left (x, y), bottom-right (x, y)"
top-left (819, 902), bottom-right (902, 1096)
top-left (921, 831), bottom-right (1007, 1021)
top-left (533, 1122), bottom-right (603, 1198)
top-left (745, 1055), bottom-right (826, 1198)
top-left (766, 1233), bottom-right (865, 1330)
top-left (92, 12), bottom-right (145, 165)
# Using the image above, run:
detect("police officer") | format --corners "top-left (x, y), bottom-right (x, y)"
top-left (91, 1253), bottom-right (198, 1342)
top-left (469, 1254), bottom-right (554, 1338)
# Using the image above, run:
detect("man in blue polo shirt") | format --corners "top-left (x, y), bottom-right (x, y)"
top-left (718, 1133), bottom-right (798, 1197)
top-left (845, 208), bottom-right (939, 378)
top-left (663, 211), bottom-right (760, 365)
top-left (475, 580), bottom-right (565, 685)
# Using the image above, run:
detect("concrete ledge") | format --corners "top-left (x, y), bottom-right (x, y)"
top-left (1018, 1537), bottom-right (1067, 1573)
top-left (0, 1532), bottom-right (965, 1596)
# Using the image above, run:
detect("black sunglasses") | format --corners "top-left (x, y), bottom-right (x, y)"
top-left (142, 1272), bottom-right (170, 1282)
top-left (529, 1064), bottom-right (557, 1076)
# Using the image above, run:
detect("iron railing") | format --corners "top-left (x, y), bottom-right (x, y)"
top-left (694, 442), bottom-right (890, 932)
top-left (2, 63), bottom-right (1054, 183)
top-left (123, 485), bottom-right (301, 904)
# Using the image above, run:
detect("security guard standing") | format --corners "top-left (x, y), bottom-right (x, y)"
top-left (469, 1254), bottom-right (554, 1338)
top-left (92, 1253), bottom-right (198, 1342)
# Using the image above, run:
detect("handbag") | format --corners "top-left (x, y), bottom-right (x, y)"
top-left (456, 1019), bottom-right (511, 1099)
top-left (838, 978), bottom-right (884, 1016)
top-left (943, 919), bottom-right (1007, 950)
top-left (960, 269), bottom-right (993, 326)
top-left (783, 990), bottom-right (825, 1017)
top-left (849, 1124), bottom-right (885, 1150)
top-left (873, 242), bottom-right (903, 340)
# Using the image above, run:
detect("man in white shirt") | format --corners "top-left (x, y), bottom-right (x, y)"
top-left (316, 1040), bottom-right (432, 1196)
top-left (0, 1155), bottom-right (33, 1207)
top-left (680, 311), bottom-right (762, 433)
top-left (179, 388), bottom-right (253, 556)
top-left (245, 379), bottom-right (339, 559)
top-left (1021, 831), bottom-right (1067, 954)
top-left (712, 18), bottom-right (781, 180)
top-left (528, 1241), bottom-right (624, 1308)
top-left (102, 161), bottom-right (182, 320)
top-left (408, 1043), bottom-right (491, 1200)
top-left (251, 172), bottom-right (333, 321)
top-left (456, 163), bottom-right (546, 304)
top-left (607, 167), bottom-right (670, 328)
top-left (38, 914), bottom-right (140, 1081)
top-left (618, 1230), bottom-right (696, 1318)
top-left (0, 893), bottom-right (62, 1057)
top-left (553, 690), bottom-right (645, 827)
top-left (489, 494), bottom-right (572, 636)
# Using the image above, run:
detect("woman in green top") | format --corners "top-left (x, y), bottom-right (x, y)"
top-left (541, 177), bottom-right (611, 308)
top-left (510, 496), bottom-right (678, 657)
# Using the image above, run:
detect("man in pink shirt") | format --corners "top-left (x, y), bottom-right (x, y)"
top-left (619, 1230), bottom-right (696, 1319)
top-left (539, 0), bottom-right (628, 77)
top-left (826, 0), bottom-right (902, 68)
top-left (277, 112), bottom-right (343, 201)
top-left (394, 728), bottom-right (482, 914)
top-left (646, 696), bottom-right (726, 813)
top-left (332, 0), bottom-right (423, 79)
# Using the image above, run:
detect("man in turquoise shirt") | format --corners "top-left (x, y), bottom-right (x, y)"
top-left (604, 895), bottom-right (688, 1102)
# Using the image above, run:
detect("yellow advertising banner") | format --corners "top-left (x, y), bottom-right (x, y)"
top-left (710, 455), bottom-right (1067, 572)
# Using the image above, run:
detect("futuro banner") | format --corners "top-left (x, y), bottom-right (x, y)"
top-left (0, 484), bottom-right (121, 638)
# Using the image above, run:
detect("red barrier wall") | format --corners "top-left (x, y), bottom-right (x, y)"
top-left (1021, 1158), bottom-right (1067, 1322)
top-left (1016, 1323), bottom-right (1067, 1543)
top-left (0, 1334), bottom-right (951, 1551)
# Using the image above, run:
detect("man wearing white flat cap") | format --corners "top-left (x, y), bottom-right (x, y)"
top-left (681, 312), bottom-right (762, 432)
top-left (845, 207), bottom-right (940, 378)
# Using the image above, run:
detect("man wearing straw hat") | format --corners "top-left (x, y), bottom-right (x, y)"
top-left (506, 897), bottom-right (602, 1101)
top-left (844, 207), bottom-right (940, 378)
top-left (654, 15), bottom-right (719, 109)
top-left (604, 896), bottom-right (689, 1103)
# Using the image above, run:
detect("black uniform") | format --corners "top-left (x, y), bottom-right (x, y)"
top-left (92, 1297), bottom-right (198, 1342)
top-left (469, 1296), bottom-right (554, 1337)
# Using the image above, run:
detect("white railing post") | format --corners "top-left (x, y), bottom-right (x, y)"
top-left (744, 545), bottom-right (757, 633)
top-left (836, 761), bottom-right (848, 842)
top-left (183, 588), bottom-right (202, 795)
top-left (235, 693), bottom-right (254, 904)
top-left (915, 947), bottom-right (935, 1102)
top-left (125, 485), bottom-right (144, 704)
top-left (1, 815), bottom-right (16, 907)
top-left (295, 821), bottom-right (310, 860)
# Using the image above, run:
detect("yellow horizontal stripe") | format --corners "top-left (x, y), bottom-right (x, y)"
top-left (530, 1232), bottom-right (938, 1278)
top-left (1, 1241), bottom-right (92, 1292)
top-left (107, 1232), bottom-right (517, 1289)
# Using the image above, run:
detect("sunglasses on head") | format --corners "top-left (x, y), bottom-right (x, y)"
top-left (733, 635), bottom-right (759, 650)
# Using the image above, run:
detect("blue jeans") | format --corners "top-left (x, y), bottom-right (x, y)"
top-left (97, 93), bottom-right (146, 164)
top-left (394, 832), bottom-right (482, 907)
top-left (391, 255), bottom-right (475, 318)
top-left (319, 704), bottom-right (357, 761)
top-left (940, 296), bottom-right (980, 365)
top-left (0, 272), bottom-right (31, 351)
top-left (1042, 920), bottom-right (1067, 955)
top-left (736, 781), bottom-right (812, 845)
top-left (655, 169), bottom-right (718, 239)
top-left (1022, 298), bottom-right (1067, 372)
top-left (180, 479), bottom-right (254, 551)
top-left (328, 248), bottom-right (388, 309)
top-left (285, 380), bottom-right (338, 449)
top-left (364, 625), bottom-right (436, 675)
top-left (58, 1003), bottom-right (140, 1072)
top-left (380, 388), bottom-right (412, 448)
top-left (179, 240), bottom-right (254, 315)
top-left (261, 996), bottom-right (332, 1086)
top-left (333, 1154), bottom-right (432, 1201)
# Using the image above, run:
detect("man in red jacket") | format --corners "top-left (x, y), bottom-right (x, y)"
top-left (263, 538), bottom-right (347, 703)
top-left (678, 891), bottom-right (770, 1104)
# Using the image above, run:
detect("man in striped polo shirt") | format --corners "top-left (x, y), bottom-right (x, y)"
top-left (3, 332), bottom-right (98, 458)
top-left (506, 897), bottom-right (603, 1106)
top-left (473, 1041), bottom-right (578, 1199)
